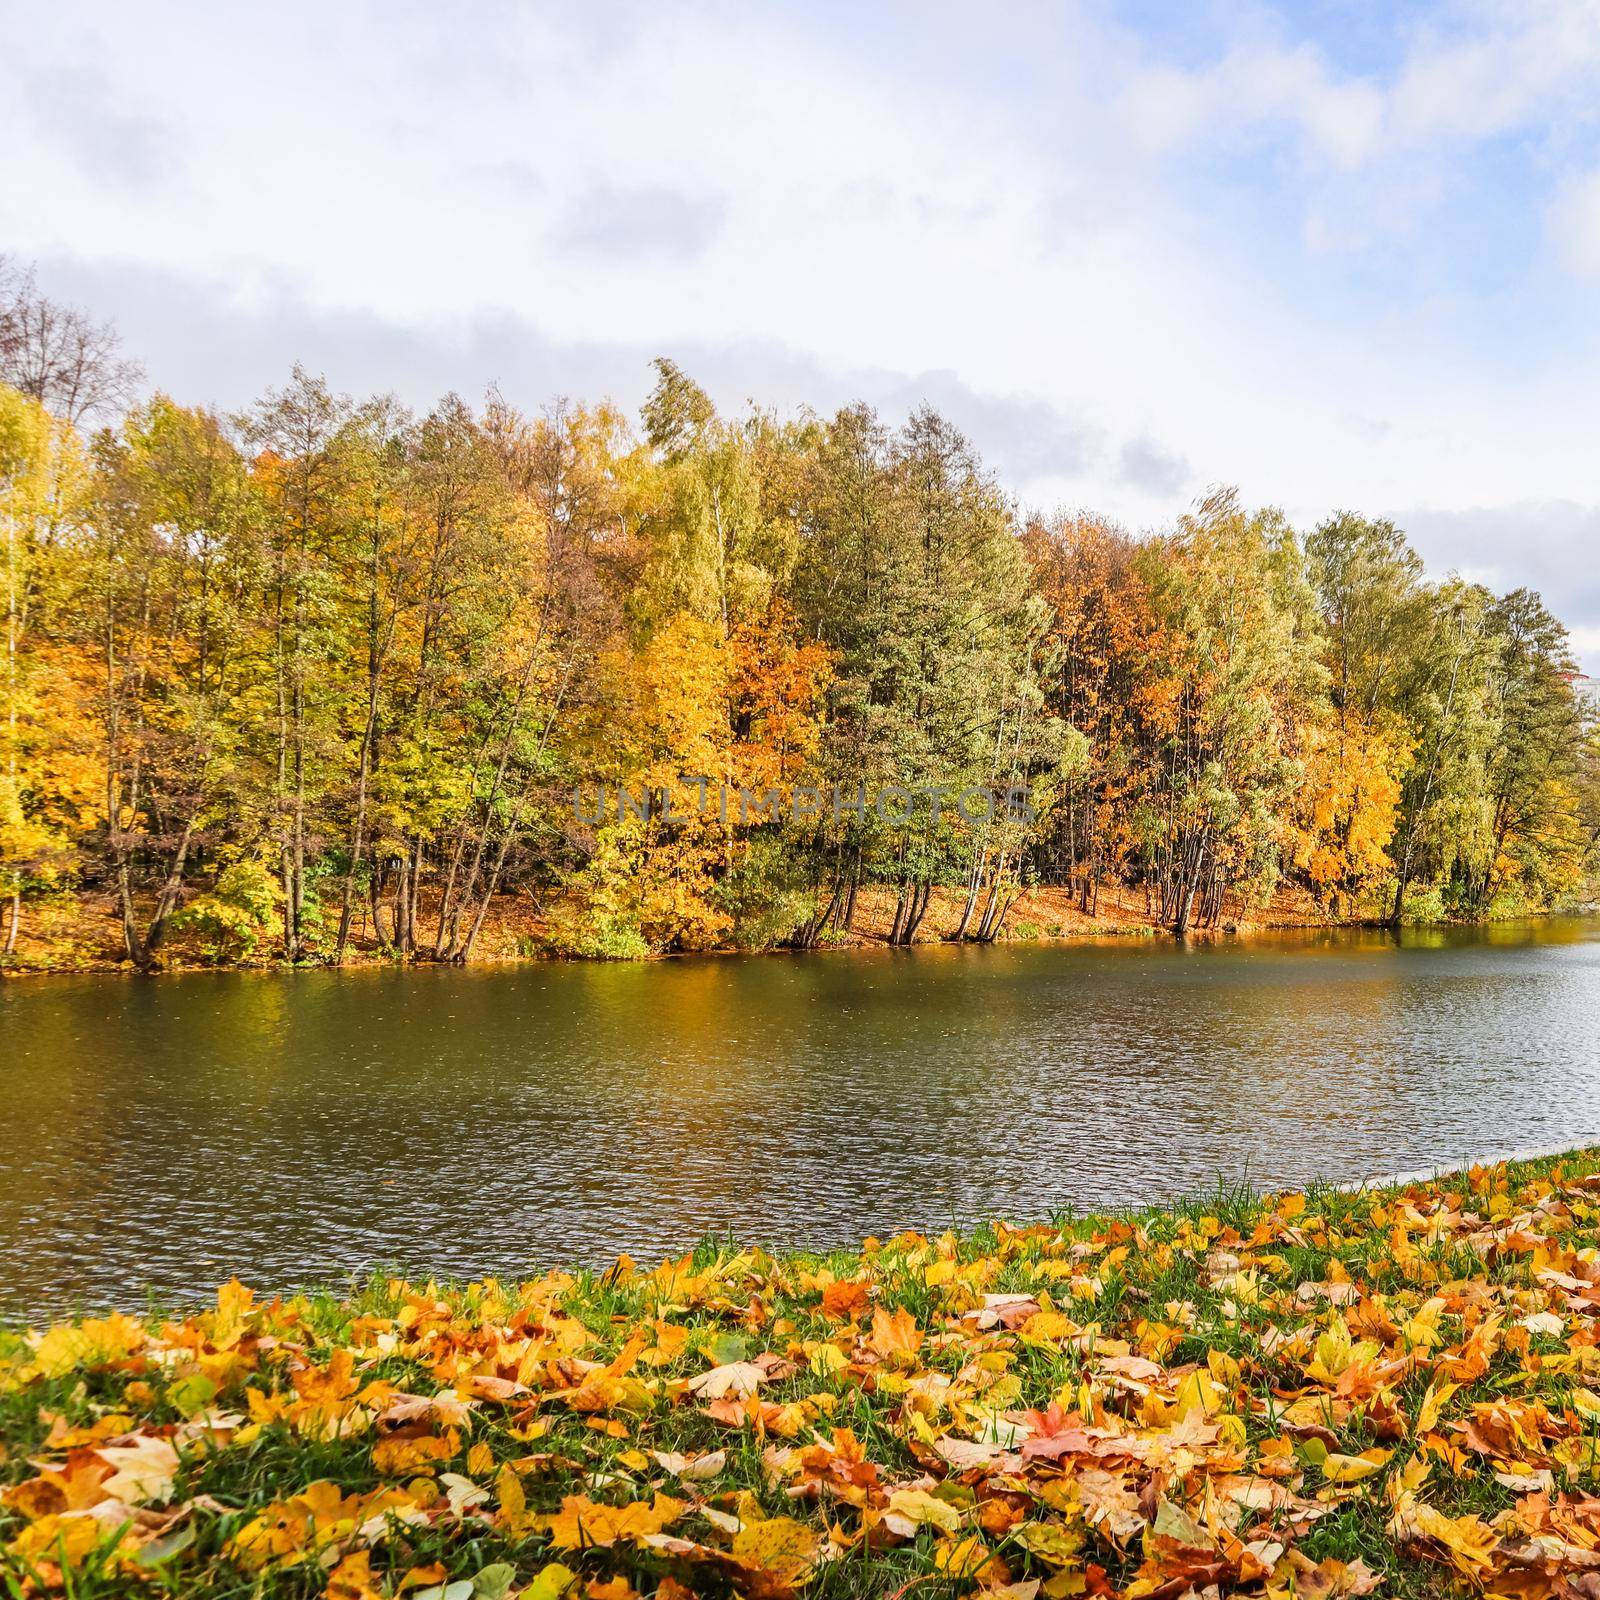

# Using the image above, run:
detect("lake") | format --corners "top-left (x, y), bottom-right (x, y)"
top-left (2, 917), bottom-right (1598, 1321)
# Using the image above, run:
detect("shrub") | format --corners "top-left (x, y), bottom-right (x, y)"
top-left (1397, 882), bottom-right (1447, 925)
top-left (710, 836), bottom-right (820, 950)
top-left (545, 908), bottom-right (651, 961)
top-left (170, 861), bottom-right (282, 964)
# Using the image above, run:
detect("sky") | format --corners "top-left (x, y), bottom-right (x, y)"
top-left (2, 0), bottom-right (1599, 669)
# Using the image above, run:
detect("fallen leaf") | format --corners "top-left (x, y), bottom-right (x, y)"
top-left (686, 1361), bottom-right (767, 1400)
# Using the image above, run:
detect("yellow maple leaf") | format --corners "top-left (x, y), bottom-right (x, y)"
top-left (371, 1431), bottom-right (456, 1476)
top-left (934, 1534), bottom-right (998, 1579)
top-left (544, 1493), bottom-right (685, 1550)
top-left (887, 1487), bottom-right (963, 1534)
top-left (868, 1305), bottom-right (922, 1361)
top-left (1414, 1379), bottom-right (1459, 1434)
top-left (523, 1562), bottom-right (579, 1600)
top-left (1387, 1493), bottom-right (1499, 1575)
top-left (686, 1360), bottom-right (766, 1400)
top-left (731, 1513), bottom-right (822, 1585)
top-left (1322, 1448), bottom-right (1391, 1484)
top-left (96, 1435), bottom-right (181, 1504)
top-left (325, 1550), bottom-right (383, 1600)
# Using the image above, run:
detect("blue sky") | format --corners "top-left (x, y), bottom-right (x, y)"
top-left (2, 0), bottom-right (1598, 668)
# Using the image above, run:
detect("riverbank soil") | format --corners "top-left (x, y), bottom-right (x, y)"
top-left (0, 880), bottom-right (1340, 974)
top-left (4, 1148), bottom-right (1600, 1597)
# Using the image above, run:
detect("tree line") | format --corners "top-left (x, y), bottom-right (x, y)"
top-left (3, 265), bottom-right (1597, 966)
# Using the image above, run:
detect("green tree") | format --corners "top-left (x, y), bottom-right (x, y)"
top-left (1470, 589), bottom-right (1587, 912)
top-left (1383, 581), bottom-right (1499, 925)
top-left (1142, 491), bottom-right (1322, 935)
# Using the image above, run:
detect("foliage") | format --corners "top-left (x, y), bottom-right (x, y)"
top-left (169, 860), bottom-right (283, 964)
top-left (0, 384), bottom-right (95, 923)
top-left (1, 278), bottom-right (1597, 965)
top-left (7, 1151), bottom-right (1600, 1596)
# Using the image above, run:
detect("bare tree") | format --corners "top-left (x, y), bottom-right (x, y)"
top-left (0, 256), bottom-right (142, 424)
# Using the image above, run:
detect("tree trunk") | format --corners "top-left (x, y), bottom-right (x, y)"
top-left (900, 880), bottom-right (932, 944)
top-left (953, 852), bottom-right (984, 940)
top-left (143, 811), bottom-right (202, 955)
top-left (1172, 835), bottom-right (1207, 938)
top-left (368, 864), bottom-right (392, 953)
top-left (336, 699), bottom-right (379, 962)
top-left (841, 856), bottom-right (860, 931)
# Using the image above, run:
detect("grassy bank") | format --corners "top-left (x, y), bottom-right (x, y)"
top-left (6, 1152), bottom-right (1600, 1598)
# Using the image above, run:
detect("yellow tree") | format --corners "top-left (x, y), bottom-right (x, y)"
top-left (1299, 513), bottom-right (1427, 913)
top-left (718, 598), bottom-right (834, 947)
top-left (1289, 716), bottom-right (1408, 909)
top-left (92, 396), bottom-right (258, 967)
top-left (0, 382), bottom-right (94, 955)
top-left (564, 612), bottom-right (733, 954)
top-left (437, 397), bottom-right (650, 963)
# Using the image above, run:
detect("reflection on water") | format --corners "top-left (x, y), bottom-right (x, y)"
top-left (2, 918), bottom-right (1598, 1319)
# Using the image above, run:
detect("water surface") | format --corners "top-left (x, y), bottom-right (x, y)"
top-left (2, 918), bottom-right (1598, 1319)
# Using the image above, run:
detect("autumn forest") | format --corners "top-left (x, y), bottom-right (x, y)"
top-left (2, 264), bottom-right (1598, 971)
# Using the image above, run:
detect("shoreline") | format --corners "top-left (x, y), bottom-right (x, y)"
top-left (4, 881), bottom-right (1589, 980)
top-left (5, 1145), bottom-right (1600, 1597)
top-left (9, 1143), bottom-right (1599, 1328)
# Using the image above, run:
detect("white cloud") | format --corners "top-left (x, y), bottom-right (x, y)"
top-left (1570, 624), bottom-right (1600, 672)
top-left (1401, 501), bottom-right (1600, 672)
top-left (1554, 168), bottom-right (1600, 274)
top-left (1117, 41), bottom-right (1385, 169)
top-left (1113, 1), bottom-right (1600, 259)
top-left (1388, 0), bottom-right (1600, 146)
top-left (2, 0), bottom-right (1599, 653)
top-left (550, 184), bottom-right (728, 264)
